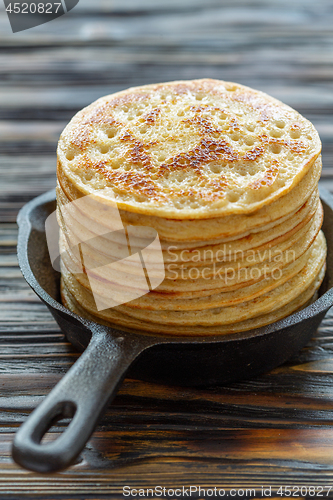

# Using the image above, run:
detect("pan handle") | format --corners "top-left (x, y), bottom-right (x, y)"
top-left (12, 328), bottom-right (154, 473)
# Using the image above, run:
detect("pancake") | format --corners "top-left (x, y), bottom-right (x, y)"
top-left (57, 79), bottom-right (321, 220)
top-left (60, 237), bottom-right (315, 311)
top-left (57, 155), bottom-right (322, 243)
top-left (61, 261), bottom-right (326, 336)
top-left (61, 231), bottom-right (326, 327)
top-left (59, 200), bottom-right (322, 287)
top-left (56, 181), bottom-right (319, 266)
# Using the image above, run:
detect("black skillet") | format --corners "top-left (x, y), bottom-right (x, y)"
top-left (12, 187), bottom-right (333, 473)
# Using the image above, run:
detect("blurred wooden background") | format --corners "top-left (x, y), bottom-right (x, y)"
top-left (2, 0), bottom-right (333, 497)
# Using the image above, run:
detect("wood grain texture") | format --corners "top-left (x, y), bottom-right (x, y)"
top-left (2, 0), bottom-right (333, 497)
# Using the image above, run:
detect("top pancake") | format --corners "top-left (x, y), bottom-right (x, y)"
top-left (57, 79), bottom-right (321, 219)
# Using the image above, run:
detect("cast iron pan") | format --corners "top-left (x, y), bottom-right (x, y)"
top-left (12, 188), bottom-right (333, 473)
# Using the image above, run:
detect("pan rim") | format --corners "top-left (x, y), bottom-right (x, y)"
top-left (16, 188), bottom-right (333, 346)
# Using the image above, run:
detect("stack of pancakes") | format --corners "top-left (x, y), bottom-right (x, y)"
top-left (57, 79), bottom-right (326, 336)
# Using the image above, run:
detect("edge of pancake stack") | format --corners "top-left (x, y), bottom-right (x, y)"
top-left (56, 78), bottom-right (327, 336)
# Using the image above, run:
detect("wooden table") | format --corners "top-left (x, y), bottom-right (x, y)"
top-left (2, 0), bottom-right (333, 497)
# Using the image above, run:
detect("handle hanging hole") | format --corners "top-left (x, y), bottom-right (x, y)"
top-left (34, 401), bottom-right (77, 445)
